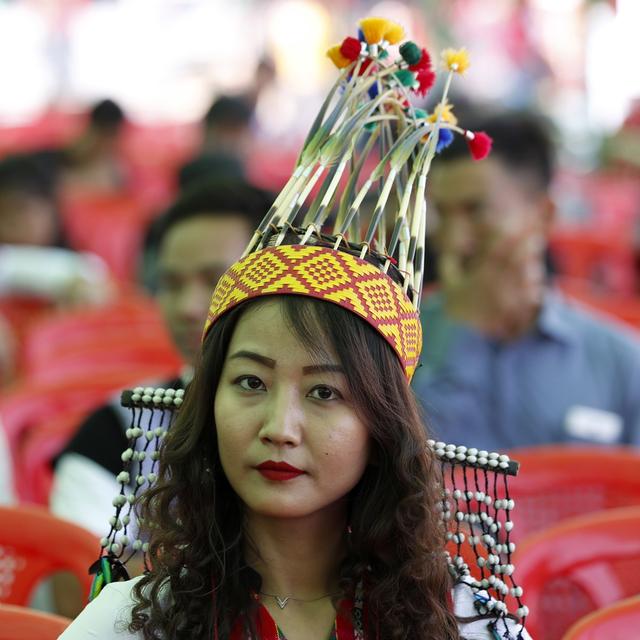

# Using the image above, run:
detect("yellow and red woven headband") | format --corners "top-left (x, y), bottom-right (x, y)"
top-left (203, 244), bottom-right (422, 380)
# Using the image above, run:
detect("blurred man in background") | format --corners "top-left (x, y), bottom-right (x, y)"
top-left (31, 99), bottom-right (129, 194)
top-left (412, 111), bottom-right (640, 450)
top-left (0, 154), bottom-right (112, 384)
top-left (178, 95), bottom-right (254, 192)
top-left (200, 95), bottom-right (253, 164)
top-left (0, 153), bottom-right (62, 247)
top-left (51, 178), bottom-right (272, 534)
top-left (59, 98), bottom-right (128, 193)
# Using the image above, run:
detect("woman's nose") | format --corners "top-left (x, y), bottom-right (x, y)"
top-left (258, 388), bottom-right (303, 447)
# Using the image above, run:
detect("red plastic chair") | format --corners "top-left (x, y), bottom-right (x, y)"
top-left (119, 122), bottom-right (198, 210)
top-left (0, 298), bottom-right (51, 343)
top-left (0, 603), bottom-right (70, 639)
top-left (556, 279), bottom-right (640, 330)
top-left (18, 409), bottom-right (94, 505)
top-left (60, 191), bottom-right (155, 282)
top-left (0, 297), bottom-right (53, 383)
top-left (582, 173), bottom-right (640, 240)
top-left (22, 295), bottom-right (166, 354)
top-left (0, 109), bottom-right (83, 156)
top-left (506, 446), bottom-right (640, 543)
top-left (21, 296), bottom-right (182, 385)
top-left (561, 594), bottom-right (640, 640)
top-left (25, 340), bottom-right (182, 386)
top-left (1, 369), bottom-right (180, 503)
top-left (512, 506), bottom-right (640, 640)
top-left (549, 229), bottom-right (636, 295)
top-left (0, 505), bottom-right (99, 606)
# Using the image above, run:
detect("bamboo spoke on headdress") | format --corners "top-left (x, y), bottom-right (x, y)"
top-left (335, 127), bottom-right (380, 232)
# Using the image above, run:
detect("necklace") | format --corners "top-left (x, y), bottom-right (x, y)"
top-left (258, 591), bottom-right (340, 610)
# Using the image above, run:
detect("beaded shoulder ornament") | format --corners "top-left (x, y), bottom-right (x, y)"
top-left (90, 16), bottom-right (527, 638)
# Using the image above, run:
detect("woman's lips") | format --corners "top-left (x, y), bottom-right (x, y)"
top-left (255, 461), bottom-right (305, 482)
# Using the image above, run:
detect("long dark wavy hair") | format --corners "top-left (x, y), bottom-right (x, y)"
top-left (128, 295), bottom-right (460, 639)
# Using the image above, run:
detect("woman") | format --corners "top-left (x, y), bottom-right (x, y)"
top-left (61, 16), bottom-right (530, 639)
top-left (61, 289), bottom-right (528, 639)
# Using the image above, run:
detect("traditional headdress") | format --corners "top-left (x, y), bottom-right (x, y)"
top-left (91, 16), bottom-right (527, 637)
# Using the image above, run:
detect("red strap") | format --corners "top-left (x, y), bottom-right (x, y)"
top-left (446, 588), bottom-right (455, 612)
top-left (336, 598), bottom-right (355, 637)
top-left (231, 601), bottom-right (355, 639)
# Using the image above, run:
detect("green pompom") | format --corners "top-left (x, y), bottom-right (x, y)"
top-left (394, 69), bottom-right (417, 88)
top-left (399, 41), bottom-right (422, 66)
top-left (413, 108), bottom-right (428, 119)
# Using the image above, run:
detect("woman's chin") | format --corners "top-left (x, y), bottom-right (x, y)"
top-left (243, 498), bottom-right (320, 520)
top-left (243, 494), bottom-right (323, 518)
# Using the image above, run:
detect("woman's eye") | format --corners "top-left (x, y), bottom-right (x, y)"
top-left (237, 376), bottom-right (266, 391)
top-left (308, 385), bottom-right (341, 401)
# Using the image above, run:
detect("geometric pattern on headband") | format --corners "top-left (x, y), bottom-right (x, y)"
top-left (203, 244), bottom-right (422, 380)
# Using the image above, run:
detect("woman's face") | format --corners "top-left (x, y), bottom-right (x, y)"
top-left (215, 299), bottom-right (370, 520)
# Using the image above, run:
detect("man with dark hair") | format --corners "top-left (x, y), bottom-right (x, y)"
top-left (0, 153), bottom-right (111, 319)
top-left (51, 179), bottom-right (273, 537)
top-left (202, 94), bottom-right (253, 161)
top-left (412, 110), bottom-right (640, 449)
top-left (88, 99), bottom-right (125, 135)
top-left (178, 95), bottom-right (254, 190)
top-left (60, 98), bottom-right (127, 191)
top-left (0, 154), bottom-right (61, 246)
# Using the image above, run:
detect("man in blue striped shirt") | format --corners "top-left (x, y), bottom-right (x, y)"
top-left (412, 111), bottom-right (640, 451)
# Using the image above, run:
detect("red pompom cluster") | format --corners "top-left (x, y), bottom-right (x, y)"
top-left (409, 48), bottom-right (432, 72)
top-left (409, 47), bottom-right (435, 96)
top-left (467, 131), bottom-right (493, 160)
top-left (415, 69), bottom-right (436, 96)
top-left (340, 36), bottom-right (361, 61)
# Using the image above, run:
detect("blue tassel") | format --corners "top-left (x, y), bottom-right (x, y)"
top-left (436, 128), bottom-right (454, 153)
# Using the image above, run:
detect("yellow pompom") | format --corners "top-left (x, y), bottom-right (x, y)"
top-left (442, 47), bottom-right (470, 74)
top-left (384, 21), bottom-right (405, 45)
top-left (326, 44), bottom-right (351, 69)
top-left (428, 101), bottom-right (458, 126)
top-left (359, 17), bottom-right (391, 45)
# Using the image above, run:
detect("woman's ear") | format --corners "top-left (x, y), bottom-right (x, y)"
top-left (539, 193), bottom-right (556, 235)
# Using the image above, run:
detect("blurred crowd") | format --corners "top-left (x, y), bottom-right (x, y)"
top-left (1, 90), bottom-right (639, 493)
top-left (0, 3), bottom-right (639, 636)
top-left (1, 89), bottom-right (640, 476)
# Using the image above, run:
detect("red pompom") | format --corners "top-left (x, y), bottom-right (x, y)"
top-left (467, 131), bottom-right (493, 160)
top-left (409, 48), bottom-right (432, 71)
top-left (415, 68), bottom-right (436, 96)
top-left (340, 36), bottom-right (361, 61)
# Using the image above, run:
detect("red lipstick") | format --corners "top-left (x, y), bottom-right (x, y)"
top-left (255, 461), bottom-right (305, 481)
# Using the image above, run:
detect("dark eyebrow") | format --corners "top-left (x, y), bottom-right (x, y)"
top-left (229, 350), bottom-right (344, 375)
top-left (228, 350), bottom-right (276, 368)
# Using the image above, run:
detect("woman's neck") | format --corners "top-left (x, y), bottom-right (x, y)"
top-left (244, 505), bottom-right (348, 599)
